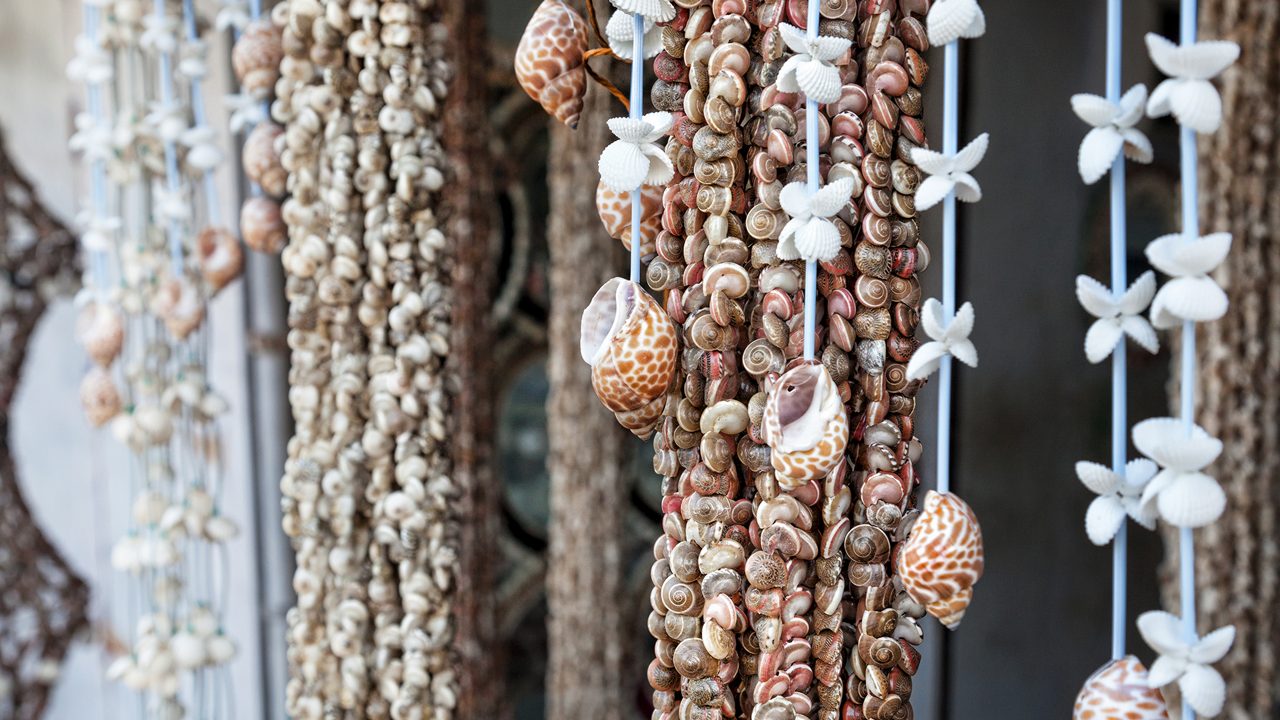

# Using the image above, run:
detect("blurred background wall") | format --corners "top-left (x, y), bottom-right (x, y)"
top-left (0, 0), bottom-right (1273, 718)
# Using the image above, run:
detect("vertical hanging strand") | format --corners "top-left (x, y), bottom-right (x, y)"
top-left (153, 0), bottom-right (186, 277)
top-left (629, 13), bottom-right (644, 284)
top-left (801, 0), bottom-right (819, 363)
top-left (935, 38), bottom-right (957, 497)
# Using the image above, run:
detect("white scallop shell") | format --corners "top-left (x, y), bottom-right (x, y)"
top-left (795, 59), bottom-right (843, 104)
top-left (1156, 472), bottom-right (1226, 528)
top-left (608, 0), bottom-right (675, 23)
top-left (792, 217), bottom-right (841, 262)
top-left (1132, 417), bottom-right (1221, 472)
top-left (927, 0), bottom-right (986, 46)
top-left (598, 140), bottom-right (674, 192)
top-left (606, 10), bottom-right (661, 60)
top-left (1150, 276), bottom-right (1229, 328)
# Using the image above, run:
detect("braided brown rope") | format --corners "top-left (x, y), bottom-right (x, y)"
top-left (0, 129), bottom-right (90, 720)
top-left (1164, 1), bottom-right (1280, 717)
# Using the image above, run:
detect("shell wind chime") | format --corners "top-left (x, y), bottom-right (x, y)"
top-left (515, 0), bottom-right (962, 716)
top-left (274, 0), bottom-right (461, 717)
top-left (67, 0), bottom-right (243, 715)
top-left (1068, 1), bottom-right (1239, 717)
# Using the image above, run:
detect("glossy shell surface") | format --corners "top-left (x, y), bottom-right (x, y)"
top-left (515, 0), bottom-right (589, 128)
top-left (898, 490), bottom-right (984, 629)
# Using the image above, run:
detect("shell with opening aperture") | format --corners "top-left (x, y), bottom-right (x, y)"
top-left (1072, 656), bottom-right (1169, 720)
top-left (580, 278), bottom-right (678, 436)
top-left (515, 0), bottom-right (589, 129)
top-left (898, 490), bottom-right (985, 629)
top-left (762, 363), bottom-right (849, 484)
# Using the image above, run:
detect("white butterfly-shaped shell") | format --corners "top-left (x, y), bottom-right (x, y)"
top-left (911, 133), bottom-right (989, 210)
top-left (1071, 85), bottom-right (1154, 185)
top-left (1145, 33), bottom-right (1239, 134)
top-left (608, 0), bottom-right (675, 23)
top-left (906, 299), bottom-right (978, 381)
top-left (598, 112), bottom-right (675, 192)
top-left (1133, 417), bottom-right (1225, 528)
top-left (927, 0), bottom-right (986, 46)
top-left (606, 11), bottom-right (661, 60)
top-left (1075, 271), bottom-right (1158, 363)
top-left (1145, 232), bottom-right (1231, 328)
top-left (1138, 610), bottom-right (1235, 718)
top-left (777, 177), bottom-right (854, 262)
top-left (775, 24), bottom-right (851, 104)
top-left (1076, 458), bottom-right (1158, 545)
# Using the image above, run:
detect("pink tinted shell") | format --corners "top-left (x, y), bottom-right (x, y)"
top-left (763, 363), bottom-right (849, 484)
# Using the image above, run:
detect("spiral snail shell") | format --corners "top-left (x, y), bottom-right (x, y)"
top-left (580, 279), bottom-right (678, 433)
top-left (514, 0), bottom-right (589, 128)
top-left (197, 227), bottom-right (244, 294)
top-left (762, 364), bottom-right (850, 483)
top-left (81, 366), bottom-right (121, 427)
top-left (241, 196), bottom-right (286, 254)
top-left (232, 19), bottom-right (284, 98)
top-left (1072, 656), bottom-right (1169, 720)
top-left (76, 302), bottom-right (124, 367)
top-left (898, 491), bottom-right (985, 629)
top-left (596, 181), bottom-right (662, 255)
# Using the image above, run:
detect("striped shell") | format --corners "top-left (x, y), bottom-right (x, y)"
top-left (763, 363), bottom-right (849, 484)
top-left (596, 180), bottom-right (662, 256)
top-left (515, 0), bottom-right (589, 128)
top-left (898, 490), bottom-right (985, 629)
top-left (581, 279), bottom-right (677, 430)
top-left (1073, 656), bottom-right (1169, 720)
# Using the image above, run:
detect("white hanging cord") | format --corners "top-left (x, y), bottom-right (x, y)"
top-left (934, 39), bottom-right (959, 495)
top-left (81, 3), bottom-right (114, 302)
top-left (628, 14), bottom-right (644, 284)
top-left (153, 0), bottom-right (187, 278)
top-left (800, 0), bottom-right (819, 362)
top-left (1105, 0), bottom-right (1129, 662)
top-left (183, 0), bottom-right (222, 224)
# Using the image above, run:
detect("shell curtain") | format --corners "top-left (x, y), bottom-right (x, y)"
top-left (517, 0), bottom-right (988, 716)
top-left (1069, 1), bottom-right (1240, 718)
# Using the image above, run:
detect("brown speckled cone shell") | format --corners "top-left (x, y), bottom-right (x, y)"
top-left (240, 196), bottom-right (285, 254)
top-left (80, 366), bottom-right (121, 427)
top-left (514, 0), bottom-right (589, 128)
top-left (584, 279), bottom-right (678, 416)
top-left (763, 364), bottom-right (850, 483)
top-left (596, 180), bottom-right (663, 255)
top-left (1073, 656), bottom-right (1170, 720)
top-left (898, 490), bottom-right (985, 629)
top-left (242, 122), bottom-right (286, 197)
top-left (232, 18), bottom-right (284, 97)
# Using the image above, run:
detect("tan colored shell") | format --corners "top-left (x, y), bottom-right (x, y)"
top-left (596, 181), bottom-right (662, 256)
top-left (243, 122), bottom-right (286, 197)
top-left (898, 490), bottom-right (985, 629)
top-left (80, 366), bottom-right (121, 427)
top-left (76, 302), bottom-right (124, 367)
top-left (514, 0), bottom-right (589, 128)
top-left (581, 278), bottom-right (678, 422)
top-left (197, 226), bottom-right (244, 294)
top-left (151, 277), bottom-right (206, 340)
top-left (763, 363), bottom-right (850, 484)
top-left (1073, 656), bottom-right (1169, 720)
top-left (240, 197), bottom-right (286, 254)
top-left (232, 19), bottom-right (284, 97)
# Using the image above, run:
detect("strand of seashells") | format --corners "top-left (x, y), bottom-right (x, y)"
top-left (67, 0), bottom-right (242, 716)
top-left (275, 0), bottom-right (460, 718)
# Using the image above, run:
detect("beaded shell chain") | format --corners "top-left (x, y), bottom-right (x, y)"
top-left (67, 0), bottom-right (243, 716)
top-left (275, 0), bottom-right (460, 717)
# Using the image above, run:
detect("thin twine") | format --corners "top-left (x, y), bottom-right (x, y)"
top-left (628, 13), bottom-right (643, 284)
top-left (83, 2), bottom-right (113, 302)
top-left (1106, 0), bottom-right (1130, 662)
top-left (1178, 0), bottom-right (1199, 717)
top-left (243, 0), bottom-right (268, 199)
top-left (935, 40), bottom-right (959, 496)
top-left (801, 0), bottom-right (819, 362)
top-left (153, 0), bottom-right (187, 278)
top-left (183, 0), bottom-right (222, 224)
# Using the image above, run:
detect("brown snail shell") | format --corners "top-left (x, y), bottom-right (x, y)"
top-left (581, 279), bottom-right (678, 418)
top-left (76, 302), bottom-right (124, 367)
top-left (197, 226), bottom-right (244, 294)
top-left (80, 366), bottom-right (121, 427)
top-left (763, 364), bottom-right (850, 484)
top-left (151, 277), bottom-right (206, 340)
top-left (514, 0), bottom-right (588, 128)
top-left (673, 638), bottom-right (719, 679)
top-left (241, 197), bottom-right (286, 254)
top-left (596, 181), bottom-right (663, 255)
top-left (232, 19), bottom-right (284, 98)
top-left (243, 122), bottom-right (286, 197)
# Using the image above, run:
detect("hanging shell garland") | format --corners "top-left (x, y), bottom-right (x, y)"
top-left (898, 490), bottom-right (985, 628)
top-left (515, 0), bottom-right (590, 128)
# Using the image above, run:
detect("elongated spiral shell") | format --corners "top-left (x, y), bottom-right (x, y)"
top-left (515, 0), bottom-right (589, 128)
top-left (898, 491), bottom-right (985, 629)
top-left (581, 278), bottom-right (678, 423)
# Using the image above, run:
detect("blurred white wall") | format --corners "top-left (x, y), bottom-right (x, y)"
top-left (0, 1), bottom-right (270, 717)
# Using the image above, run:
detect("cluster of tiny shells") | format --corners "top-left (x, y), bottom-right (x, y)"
top-left (68, 0), bottom-right (242, 716)
top-left (274, 1), bottom-right (459, 718)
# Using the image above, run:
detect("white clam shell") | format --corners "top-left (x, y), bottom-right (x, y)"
top-left (606, 11), bottom-right (661, 60)
top-left (927, 0), bottom-right (986, 46)
top-left (1154, 472), bottom-right (1226, 528)
top-left (608, 0), bottom-right (675, 23)
top-left (795, 59), bottom-right (842, 104)
top-left (1150, 277), bottom-right (1229, 328)
top-left (1132, 417), bottom-right (1221, 472)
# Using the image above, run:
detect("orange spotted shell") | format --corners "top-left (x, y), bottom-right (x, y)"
top-left (763, 363), bottom-right (849, 485)
top-left (581, 278), bottom-right (677, 431)
top-left (515, 0), bottom-right (589, 128)
top-left (898, 490), bottom-right (985, 629)
top-left (596, 181), bottom-right (662, 256)
top-left (1073, 656), bottom-right (1169, 720)
top-left (241, 197), bottom-right (286, 254)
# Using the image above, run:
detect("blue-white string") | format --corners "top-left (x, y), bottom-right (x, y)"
top-left (801, 0), bottom-right (819, 362)
top-left (935, 40), bottom-right (959, 496)
top-left (83, 2), bottom-right (113, 302)
top-left (153, 0), bottom-right (187, 279)
top-left (629, 14), bottom-right (644, 284)
top-left (183, 0), bottom-right (222, 225)
top-left (1105, 0), bottom-right (1129, 662)
top-left (1177, 0), bottom-right (1199, 717)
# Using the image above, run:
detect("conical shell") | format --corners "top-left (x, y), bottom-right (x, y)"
top-left (198, 226), bottom-right (244, 294)
top-left (1072, 656), bottom-right (1169, 720)
top-left (763, 363), bottom-right (849, 482)
top-left (241, 197), bottom-right (285, 254)
top-left (596, 181), bottom-right (662, 255)
top-left (898, 490), bottom-right (984, 629)
top-left (515, 0), bottom-right (589, 128)
top-left (81, 366), bottom-right (121, 427)
top-left (581, 278), bottom-right (678, 416)
top-left (231, 18), bottom-right (283, 97)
